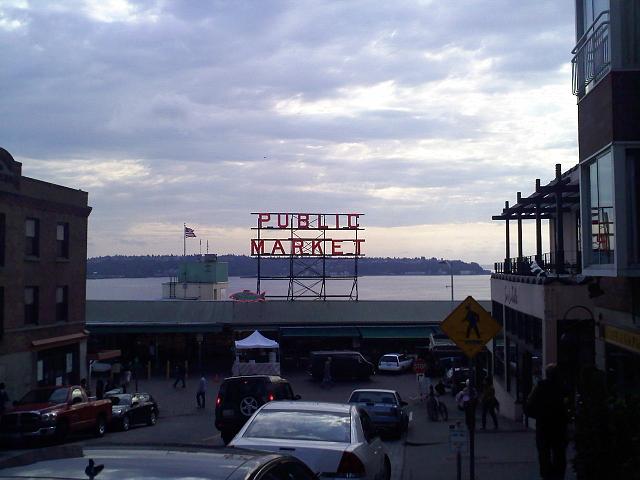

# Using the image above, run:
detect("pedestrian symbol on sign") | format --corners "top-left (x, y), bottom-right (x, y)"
top-left (464, 305), bottom-right (481, 338)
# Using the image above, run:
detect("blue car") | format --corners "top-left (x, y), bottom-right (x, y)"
top-left (348, 389), bottom-right (409, 438)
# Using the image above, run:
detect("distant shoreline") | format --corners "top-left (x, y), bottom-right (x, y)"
top-left (86, 272), bottom-right (491, 280)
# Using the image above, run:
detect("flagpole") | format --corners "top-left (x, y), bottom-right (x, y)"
top-left (183, 223), bottom-right (186, 257)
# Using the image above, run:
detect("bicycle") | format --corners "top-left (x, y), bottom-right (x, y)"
top-left (426, 393), bottom-right (449, 421)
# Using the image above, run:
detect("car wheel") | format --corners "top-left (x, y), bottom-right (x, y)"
top-left (147, 410), bottom-right (157, 426)
top-left (239, 396), bottom-right (259, 417)
top-left (95, 415), bottom-right (107, 437)
top-left (383, 456), bottom-right (391, 480)
top-left (221, 430), bottom-right (235, 445)
top-left (121, 415), bottom-right (130, 432)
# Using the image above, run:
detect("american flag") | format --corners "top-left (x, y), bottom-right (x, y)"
top-left (184, 226), bottom-right (196, 238)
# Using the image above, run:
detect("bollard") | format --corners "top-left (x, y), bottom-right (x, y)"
top-left (166, 360), bottom-right (170, 380)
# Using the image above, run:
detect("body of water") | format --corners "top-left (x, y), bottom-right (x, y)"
top-left (86, 275), bottom-right (490, 301)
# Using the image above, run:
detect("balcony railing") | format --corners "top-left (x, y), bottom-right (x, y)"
top-left (494, 251), bottom-right (582, 277)
top-left (572, 11), bottom-right (610, 97)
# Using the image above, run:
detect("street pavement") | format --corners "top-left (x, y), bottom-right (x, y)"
top-left (0, 371), bottom-right (576, 479)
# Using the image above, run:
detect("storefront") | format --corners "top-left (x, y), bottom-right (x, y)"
top-left (32, 333), bottom-right (88, 387)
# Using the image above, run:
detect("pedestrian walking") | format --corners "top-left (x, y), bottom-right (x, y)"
top-left (122, 367), bottom-right (132, 393)
top-left (96, 379), bottom-right (105, 400)
top-left (80, 378), bottom-right (91, 397)
top-left (0, 383), bottom-right (9, 415)
top-left (481, 377), bottom-right (499, 429)
top-left (525, 364), bottom-right (569, 480)
top-left (173, 362), bottom-right (186, 389)
top-left (196, 374), bottom-right (207, 409)
top-left (321, 357), bottom-right (333, 388)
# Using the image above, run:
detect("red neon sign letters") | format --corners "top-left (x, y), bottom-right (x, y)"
top-left (251, 212), bottom-right (365, 257)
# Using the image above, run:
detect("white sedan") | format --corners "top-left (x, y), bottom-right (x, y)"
top-left (229, 401), bottom-right (391, 480)
top-left (377, 354), bottom-right (413, 372)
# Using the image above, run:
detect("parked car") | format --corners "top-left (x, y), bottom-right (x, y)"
top-left (348, 389), bottom-right (409, 438)
top-left (0, 386), bottom-right (112, 442)
top-left (230, 401), bottom-right (391, 480)
top-left (429, 332), bottom-right (460, 358)
top-left (377, 353), bottom-right (414, 373)
top-left (215, 375), bottom-right (300, 444)
top-left (106, 392), bottom-right (159, 431)
top-left (309, 351), bottom-right (375, 381)
top-left (0, 444), bottom-right (319, 480)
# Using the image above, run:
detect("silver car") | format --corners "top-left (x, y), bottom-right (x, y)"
top-left (230, 401), bottom-right (391, 480)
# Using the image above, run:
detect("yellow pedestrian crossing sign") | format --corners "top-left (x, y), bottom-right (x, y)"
top-left (440, 296), bottom-right (501, 359)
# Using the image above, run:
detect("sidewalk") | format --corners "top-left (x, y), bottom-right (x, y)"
top-left (403, 394), bottom-right (576, 480)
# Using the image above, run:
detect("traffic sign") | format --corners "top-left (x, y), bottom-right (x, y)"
top-left (440, 296), bottom-right (501, 358)
top-left (449, 423), bottom-right (468, 453)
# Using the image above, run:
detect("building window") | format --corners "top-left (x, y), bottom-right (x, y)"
top-left (0, 286), bottom-right (4, 339)
top-left (0, 213), bottom-right (5, 266)
top-left (56, 223), bottom-right (69, 258)
top-left (25, 218), bottom-right (40, 257)
top-left (24, 286), bottom-right (39, 324)
top-left (588, 151), bottom-right (615, 265)
top-left (627, 149), bottom-right (640, 265)
top-left (56, 286), bottom-right (68, 322)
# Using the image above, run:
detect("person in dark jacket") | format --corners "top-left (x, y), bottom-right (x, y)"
top-left (481, 377), bottom-right (498, 429)
top-left (525, 364), bottom-right (569, 480)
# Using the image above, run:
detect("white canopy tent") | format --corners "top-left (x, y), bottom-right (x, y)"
top-left (232, 330), bottom-right (280, 376)
top-left (234, 330), bottom-right (279, 350)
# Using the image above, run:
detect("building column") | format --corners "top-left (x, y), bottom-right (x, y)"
top-left (505, 201), bottom-right (511, 273)
top-left (555, 164), bottom-right (565, 273)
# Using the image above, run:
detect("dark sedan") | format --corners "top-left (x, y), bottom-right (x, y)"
top-left (106, 393), bottom-right (159, 431)
top-left (348, 389), bottom-right (409, 438)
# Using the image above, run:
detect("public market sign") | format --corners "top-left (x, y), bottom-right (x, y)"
top-left (440, 296), bottom-right (501, 358)
top-left (250, 212), bottom-right (365, 257)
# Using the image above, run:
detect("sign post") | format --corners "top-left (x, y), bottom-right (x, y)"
top-left (449, 422), bottom-right (468, 480)
top-left (440, 296), bottom-right (502, 480)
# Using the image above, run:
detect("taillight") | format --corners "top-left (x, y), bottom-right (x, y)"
top-left (268, 393), bottom-right (275, 402)
top-left (337, 451), bottom-right (366, 476)
top-left (216, 395), bottom-right (222, 406)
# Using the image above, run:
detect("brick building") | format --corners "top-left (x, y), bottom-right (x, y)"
top-left (0, 147), bottom-right (92, 401)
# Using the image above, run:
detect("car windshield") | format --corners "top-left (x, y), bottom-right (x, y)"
top-left (380, 355), bottom-right (397, 362)
top-left (243, 410), bottom-right (351, 443)
top-left (19, 388), bottom-right (68, 405)
top-left (108, 394), bottom-right (132, 406)
top-left (349, 392), bottom-right (397, 405)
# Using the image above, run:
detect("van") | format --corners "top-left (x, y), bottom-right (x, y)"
top-left (309, 351), bottom-right (375, 381)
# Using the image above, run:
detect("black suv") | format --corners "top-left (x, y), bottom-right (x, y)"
top-left (309, 351), bottom-right (375, 381)
top-left (214, 375), bottom-right (300, 444)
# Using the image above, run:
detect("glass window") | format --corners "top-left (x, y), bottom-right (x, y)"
top-left (0, 213), bottom-right (5, 266)
top-left (25, 218), bottom-right (39, 257)
top-left (588, 151), bottom-right (615, 265)
top-left (56, 223), bottom-right (69, 258)
top-left (243, 410), bottom-right (351, 443)
top-left (24, 286), bottom-right (39, 324)
top-left (56, 286), bottom-right (68, 322)
top-left (0, 287), bottom-right (3, 339)
top-left (349, 391), bottom-right (397, 405)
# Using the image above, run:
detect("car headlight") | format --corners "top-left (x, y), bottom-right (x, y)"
top-left (112, 408), bottom-right (125, 416)
top-left (41, 412), bottom-right (58, 424)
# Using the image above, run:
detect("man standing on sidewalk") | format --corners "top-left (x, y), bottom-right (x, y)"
top-left (196, 374), bottom-right (207, 409)
top-left (525, 364), bottom-right (569, 480)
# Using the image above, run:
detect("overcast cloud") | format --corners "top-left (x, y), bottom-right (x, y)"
top-left (1, 0), bottom-right (577, 263)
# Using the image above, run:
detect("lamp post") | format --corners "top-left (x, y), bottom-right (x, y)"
top-left (439, 259), bottom-right (454, 307)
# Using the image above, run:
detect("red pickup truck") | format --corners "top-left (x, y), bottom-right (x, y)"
top-left (0, 385), bottom-right (112, 441)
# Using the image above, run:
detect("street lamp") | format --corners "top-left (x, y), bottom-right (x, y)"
top-left (439, 259), bottom-right (454, 306)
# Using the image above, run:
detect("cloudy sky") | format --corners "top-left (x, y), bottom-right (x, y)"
top-left (1, 0), bottom-right (578, 263)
